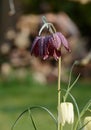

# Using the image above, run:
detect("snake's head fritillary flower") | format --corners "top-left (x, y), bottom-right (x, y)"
top-left (58, 102), bottom-right (74, 126)
top-left (51, 32), bottom-right (70, 51)
top-left (84, 116), bottom-right (91, 130)
top-left (31, 32), bottom-right (70, 60)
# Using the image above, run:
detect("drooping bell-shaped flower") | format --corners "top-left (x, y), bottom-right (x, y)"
top-left (84, 116), bottom-right (91, 130)
top-left (58, 102), bottom-right (74, 126)
top-left (31, 32), bottom-right (70, 60)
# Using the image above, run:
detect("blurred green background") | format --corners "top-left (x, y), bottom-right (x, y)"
top-left (0, 77), bottom-right (91, 130)
top-left (0, 0), bottom-right (91, 130)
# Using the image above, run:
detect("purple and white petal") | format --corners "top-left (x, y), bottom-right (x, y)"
top-left (39, 36), bottom-right (45, 56)
top-left (53, 50), bottom-right (59, 60)
top-left (30, 36), bottom-right (41, 54)
top-left (52, 33), bottom-right (61, 50)
top-left (43, 36), bottom-right (50, 59)
top-left (57, 32), bottom-right (70, 51)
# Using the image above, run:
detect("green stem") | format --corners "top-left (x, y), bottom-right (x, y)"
top-left (58, 57), bottom-right (62, 130)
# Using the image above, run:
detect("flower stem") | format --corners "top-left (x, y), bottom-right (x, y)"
top-left (58, 57), bottom-right (62, 130)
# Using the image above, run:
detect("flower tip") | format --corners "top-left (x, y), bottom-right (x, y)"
top-left (65, 47), bottom-right (71, 53)
top-left (43, 55), bottom-right (49, 60)
top-left (69, 48), bottom-right (71, 53)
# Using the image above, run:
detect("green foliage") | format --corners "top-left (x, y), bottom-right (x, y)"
top-left (0, 77), bottom-right (91, 130)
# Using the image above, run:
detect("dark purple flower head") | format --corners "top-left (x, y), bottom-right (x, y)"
top-left (31, 32), bottom-right (70, 60)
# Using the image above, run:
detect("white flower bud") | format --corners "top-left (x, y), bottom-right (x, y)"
top-left (58, 102), bottom-right (74, 126)
top-left (84, 116), bottom-right (91, 130)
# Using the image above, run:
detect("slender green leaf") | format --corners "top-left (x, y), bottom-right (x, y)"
top-left (64, 74), bottom-right (80, 102)
top-left (74, 99), bottom-right (91, 130)
top-left (11, 106), bottom-right (57, 130)
top-left (67, 61), bottom-right (79, 89)
top-left (28, 108), bottom-right (37, 130)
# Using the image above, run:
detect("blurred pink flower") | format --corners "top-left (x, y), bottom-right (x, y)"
top-left (31, 32), bottom-right (70, 60)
